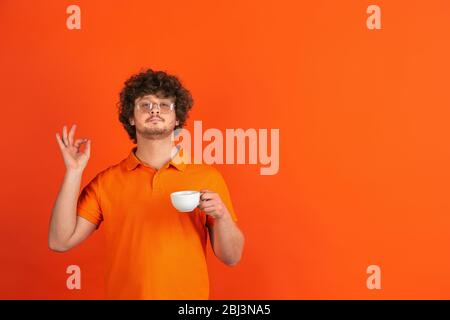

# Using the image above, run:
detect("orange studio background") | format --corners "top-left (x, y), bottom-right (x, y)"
top-left (1, 0), bottom-right (450, 299)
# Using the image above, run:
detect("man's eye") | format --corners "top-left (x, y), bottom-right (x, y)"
top-left (141, 103), bottom-right (150, 108)
top-left (161, 103), bottom-right (169, 108)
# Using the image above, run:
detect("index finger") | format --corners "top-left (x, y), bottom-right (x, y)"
top-left (200, 191), bottom-right (217, 201)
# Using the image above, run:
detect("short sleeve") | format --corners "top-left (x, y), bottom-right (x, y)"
top-left (77, 174), bottom-right (103, 228)
top-left (206, 168), bottom-right (238, 227)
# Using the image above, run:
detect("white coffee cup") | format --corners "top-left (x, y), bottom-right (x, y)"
top-left (170, 191), bottom-right (200, 212)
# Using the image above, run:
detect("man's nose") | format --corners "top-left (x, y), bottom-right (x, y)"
top-left (150, 107), bottom-right (160, 115)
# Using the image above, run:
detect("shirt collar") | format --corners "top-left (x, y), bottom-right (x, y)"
top-left (124, 146), bottom-right (186, 172)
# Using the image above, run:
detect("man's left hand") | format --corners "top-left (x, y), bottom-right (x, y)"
top-left (197, 189), bottom-right (228, 220)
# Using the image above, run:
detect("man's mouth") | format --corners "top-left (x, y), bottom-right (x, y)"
top-left (147, 117), bottom-right (163, 122)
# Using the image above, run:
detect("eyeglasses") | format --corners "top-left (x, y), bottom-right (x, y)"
top-left (136, 101), bottom-right (175, 114)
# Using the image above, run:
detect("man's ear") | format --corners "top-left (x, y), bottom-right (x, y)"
top-left (129, 117), bottom-right (135, 126)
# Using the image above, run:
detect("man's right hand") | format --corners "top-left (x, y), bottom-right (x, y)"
top-left (50, 124), bottom-right (96, 253)
top-left (56, 124), bottom-right (91, 172)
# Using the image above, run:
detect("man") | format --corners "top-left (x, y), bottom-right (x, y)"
top-left (48, 69), bottom-right (245, 299)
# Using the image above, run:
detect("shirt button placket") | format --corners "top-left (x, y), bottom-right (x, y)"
top-left (152, 170), bottom-right (160, 196)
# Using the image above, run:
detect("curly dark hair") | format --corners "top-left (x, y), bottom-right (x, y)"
top-left (118, 68), bottom-right (194, 143)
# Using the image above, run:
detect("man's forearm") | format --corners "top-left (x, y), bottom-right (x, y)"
top-left (48, 169), bottom-right (82, 248)
top-left (212, 213), bottom-right (245, 266)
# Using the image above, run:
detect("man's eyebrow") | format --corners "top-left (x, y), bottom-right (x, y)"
top-left (138, 95), bottom-right (172, 100)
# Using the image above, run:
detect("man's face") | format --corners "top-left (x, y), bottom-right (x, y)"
top-left (130, 93), bottom-right (179, 140)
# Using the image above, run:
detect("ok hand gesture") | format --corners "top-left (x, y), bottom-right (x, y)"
top-left (55, 124), bottom-right (91, 172)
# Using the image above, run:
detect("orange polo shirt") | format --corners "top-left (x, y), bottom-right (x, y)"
top-left (76, 147), bottom-right (237, 300)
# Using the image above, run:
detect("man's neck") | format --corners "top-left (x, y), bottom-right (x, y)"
top-left (134, 135), bottom-right (174, 170)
